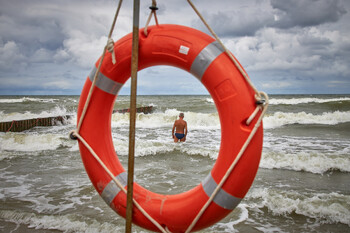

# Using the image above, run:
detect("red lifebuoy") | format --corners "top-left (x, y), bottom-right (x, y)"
top-left (77, 24), bottom-right (263, 232)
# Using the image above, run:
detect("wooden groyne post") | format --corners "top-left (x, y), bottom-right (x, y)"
top-left (113, 105), bottom-right (153, 114)
top-left (0, 106), bottom-right (153, 132)
top-left (0, 115), bottom-right (72, 132)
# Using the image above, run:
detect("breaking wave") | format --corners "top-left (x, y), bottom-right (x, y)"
top-left (260, 151), bottom-right (350, 174)
top-left (0, 210), bottom-right (123, 233)
top-left (269, 97), bottom-right (350, 105)
top-left (112, 109), bottom-right (220, 130)
top-left (247, 188), bottom-right (350, 226)
top-left (263, 111), bottom-right (350, 129)
top-left (0, 97), bottom-right (59, 103)
top-left (0, 106), bottom-right (73, 122)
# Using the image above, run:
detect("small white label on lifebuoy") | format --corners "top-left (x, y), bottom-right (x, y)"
top-left (179, 45), bottom-right (189, 55)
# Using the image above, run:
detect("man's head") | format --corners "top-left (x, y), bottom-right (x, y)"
top-left (179, 112), bottom-right (184, 118)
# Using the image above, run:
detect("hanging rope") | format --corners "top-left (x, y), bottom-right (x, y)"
top-left (184, 1), bottom-right (269, 232)
top-left (144, 0), bottom-right (159, 36)
top-left (70, 131), bottom-right (169, 233)
top-left (107, 38), bottom-right (117, 64)
top-left (184, 93), bottom-right (268, 233)
top-left (70, 0), bottom-right (168, 232)
top-left (76, 0), bottom-right (123, 133)
top-left (187, 0), bottom-right (261, 98)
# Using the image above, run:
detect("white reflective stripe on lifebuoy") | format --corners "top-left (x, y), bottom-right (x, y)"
top-left (190, 41), bottom-right (225, 81)
top-left (201, 173), bottom-right (242, 210)
top-left (101, 172), bottom-right (127, 205)
top-left (89, 66), bottom-right (123, 95)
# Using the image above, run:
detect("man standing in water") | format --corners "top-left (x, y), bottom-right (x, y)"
top-left (172, 113), bottom-right (188, 142)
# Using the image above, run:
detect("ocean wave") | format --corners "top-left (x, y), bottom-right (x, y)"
top-left (0, 210), bottom-right (123, 233)
top-left (216, 204), bottom-right (249, 231)
top-left (113, 135), bottom-right (219, 160)
top-left (112, 109), bottom-right (220, 129)
top-left (0, 97), bottom-right (59, 103)
top-left (206, 98), bottom-right (214, 103)
top-left (269, 97), bottom-right (350, 105)
top-left (247, 188), bottom-right (350, 226)
top-left (114, 109), bottom-right (350, 130)
top-left (204, 96), bottom-right (350, 106)
top-left (114, 135), bottom-right (350, 174)
top-left (260, 150), bottom-right (350, 174)
top-left (0, 132), bottom-right (74, 152)
top-left (263, 111), bottom-right (350, 129)
top-left (0, 106), bottom-right (73, 122)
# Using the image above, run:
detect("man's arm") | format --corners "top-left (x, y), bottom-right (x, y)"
top-left (172, 122), bottom-right (176, 138)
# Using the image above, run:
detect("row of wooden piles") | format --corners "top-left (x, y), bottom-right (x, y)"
top-left (0, 106), bottom-right (153, 132)
top-left (0, 115), bottom-right (72, 132)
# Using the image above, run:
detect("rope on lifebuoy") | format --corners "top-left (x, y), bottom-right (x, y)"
top-left (185, 91), bottom-right (268, 233)
top-left (107, 38), bottom-right (116, 64)
top-left (71, 1), bottom-right (169, 232)
top-left (144, 0), bottom-right (159, 36)
top-left (76, 0), bottom-right (123, 133)
top-left (70, 130), bottom-right (169, 233)
top-left (184, 2), bottom-right (269, 231)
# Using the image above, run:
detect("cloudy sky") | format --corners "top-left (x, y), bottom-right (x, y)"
top-left (0, 0), bottom-right (349, 95)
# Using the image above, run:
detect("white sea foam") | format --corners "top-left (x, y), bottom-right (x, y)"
top-left (260, 151), bottom-right (350, 174)
top-left (0, 106), bottom-right (72, 122)
top-left (262, 133), bottom-right (350, 174)
top-left (112, 109), bottom-right (350, 130)
top-left (269, 97), bottom-right (350, 105)
top-left (206, 98), bottom-right (214, 103)
top-left (0, 133), bottom-right (67, 152)
top-left (263, 111), bottom-right (350, 129)
top-left (216, 204), bottom-right (249, 232)
top-left (0, 210), bottom-right (123, 233)
top-left (203, 96), bottom-right (350, 105)
top-left (112, 109), bottom-right (220, 130)
top-left (113, 134), bottom-right (220, 160)
top-left (247, 188), bottom-right (350, 226)
top-left (0, 97), bottom-right (58, 103)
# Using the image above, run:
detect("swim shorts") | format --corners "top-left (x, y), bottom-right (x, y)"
top-left (175, 133), bottom-right (185, 140)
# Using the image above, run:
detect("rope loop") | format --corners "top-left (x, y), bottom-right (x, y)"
top-left (144, 0), bottom-right (159, 36)
top-left (246, 92), bottom-right (269, 125)
top-left (107, 38), bottom-right (116, 64)
top-left (69, 130), bottom-right (78, 140)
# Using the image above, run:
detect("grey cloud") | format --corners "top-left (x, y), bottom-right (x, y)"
top-left (198, 0), bottom-right (348, 37)
top-left (297, 32), bottom-right (332, 50)
top-left (0, 3), bottom-right (65, 54)
top-left (195, 9), bottom-right (275, 37)
top-left (0, 0), bottom-right (349, 95)
top-left (0, 0), bottom-right (120, 70)
top-left (271, 0), bottom-right (347, 28)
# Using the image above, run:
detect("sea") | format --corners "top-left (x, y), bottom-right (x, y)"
top-left (0, 94), bottom-right (349, 233)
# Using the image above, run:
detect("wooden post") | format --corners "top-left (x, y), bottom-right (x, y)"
top-left (125, 0), bottom-right (140, 232)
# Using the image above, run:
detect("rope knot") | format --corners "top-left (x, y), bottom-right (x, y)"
top-left (107, 38), bottom-right (116, 64)
top-left (69, 130), bottom-right (78, 140)
top-left (255, 94), bottom-right (265, 105)
top-left (144, 0), bottom-right (159, 37)
top-left (149, 0), bottom-right (158, 10)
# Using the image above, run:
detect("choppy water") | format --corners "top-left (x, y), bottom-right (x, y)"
top-left (0, 94), bottom-right (349, 232)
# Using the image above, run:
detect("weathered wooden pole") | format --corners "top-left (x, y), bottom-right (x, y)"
top-left (125, 0), bottom-right (140, 232)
